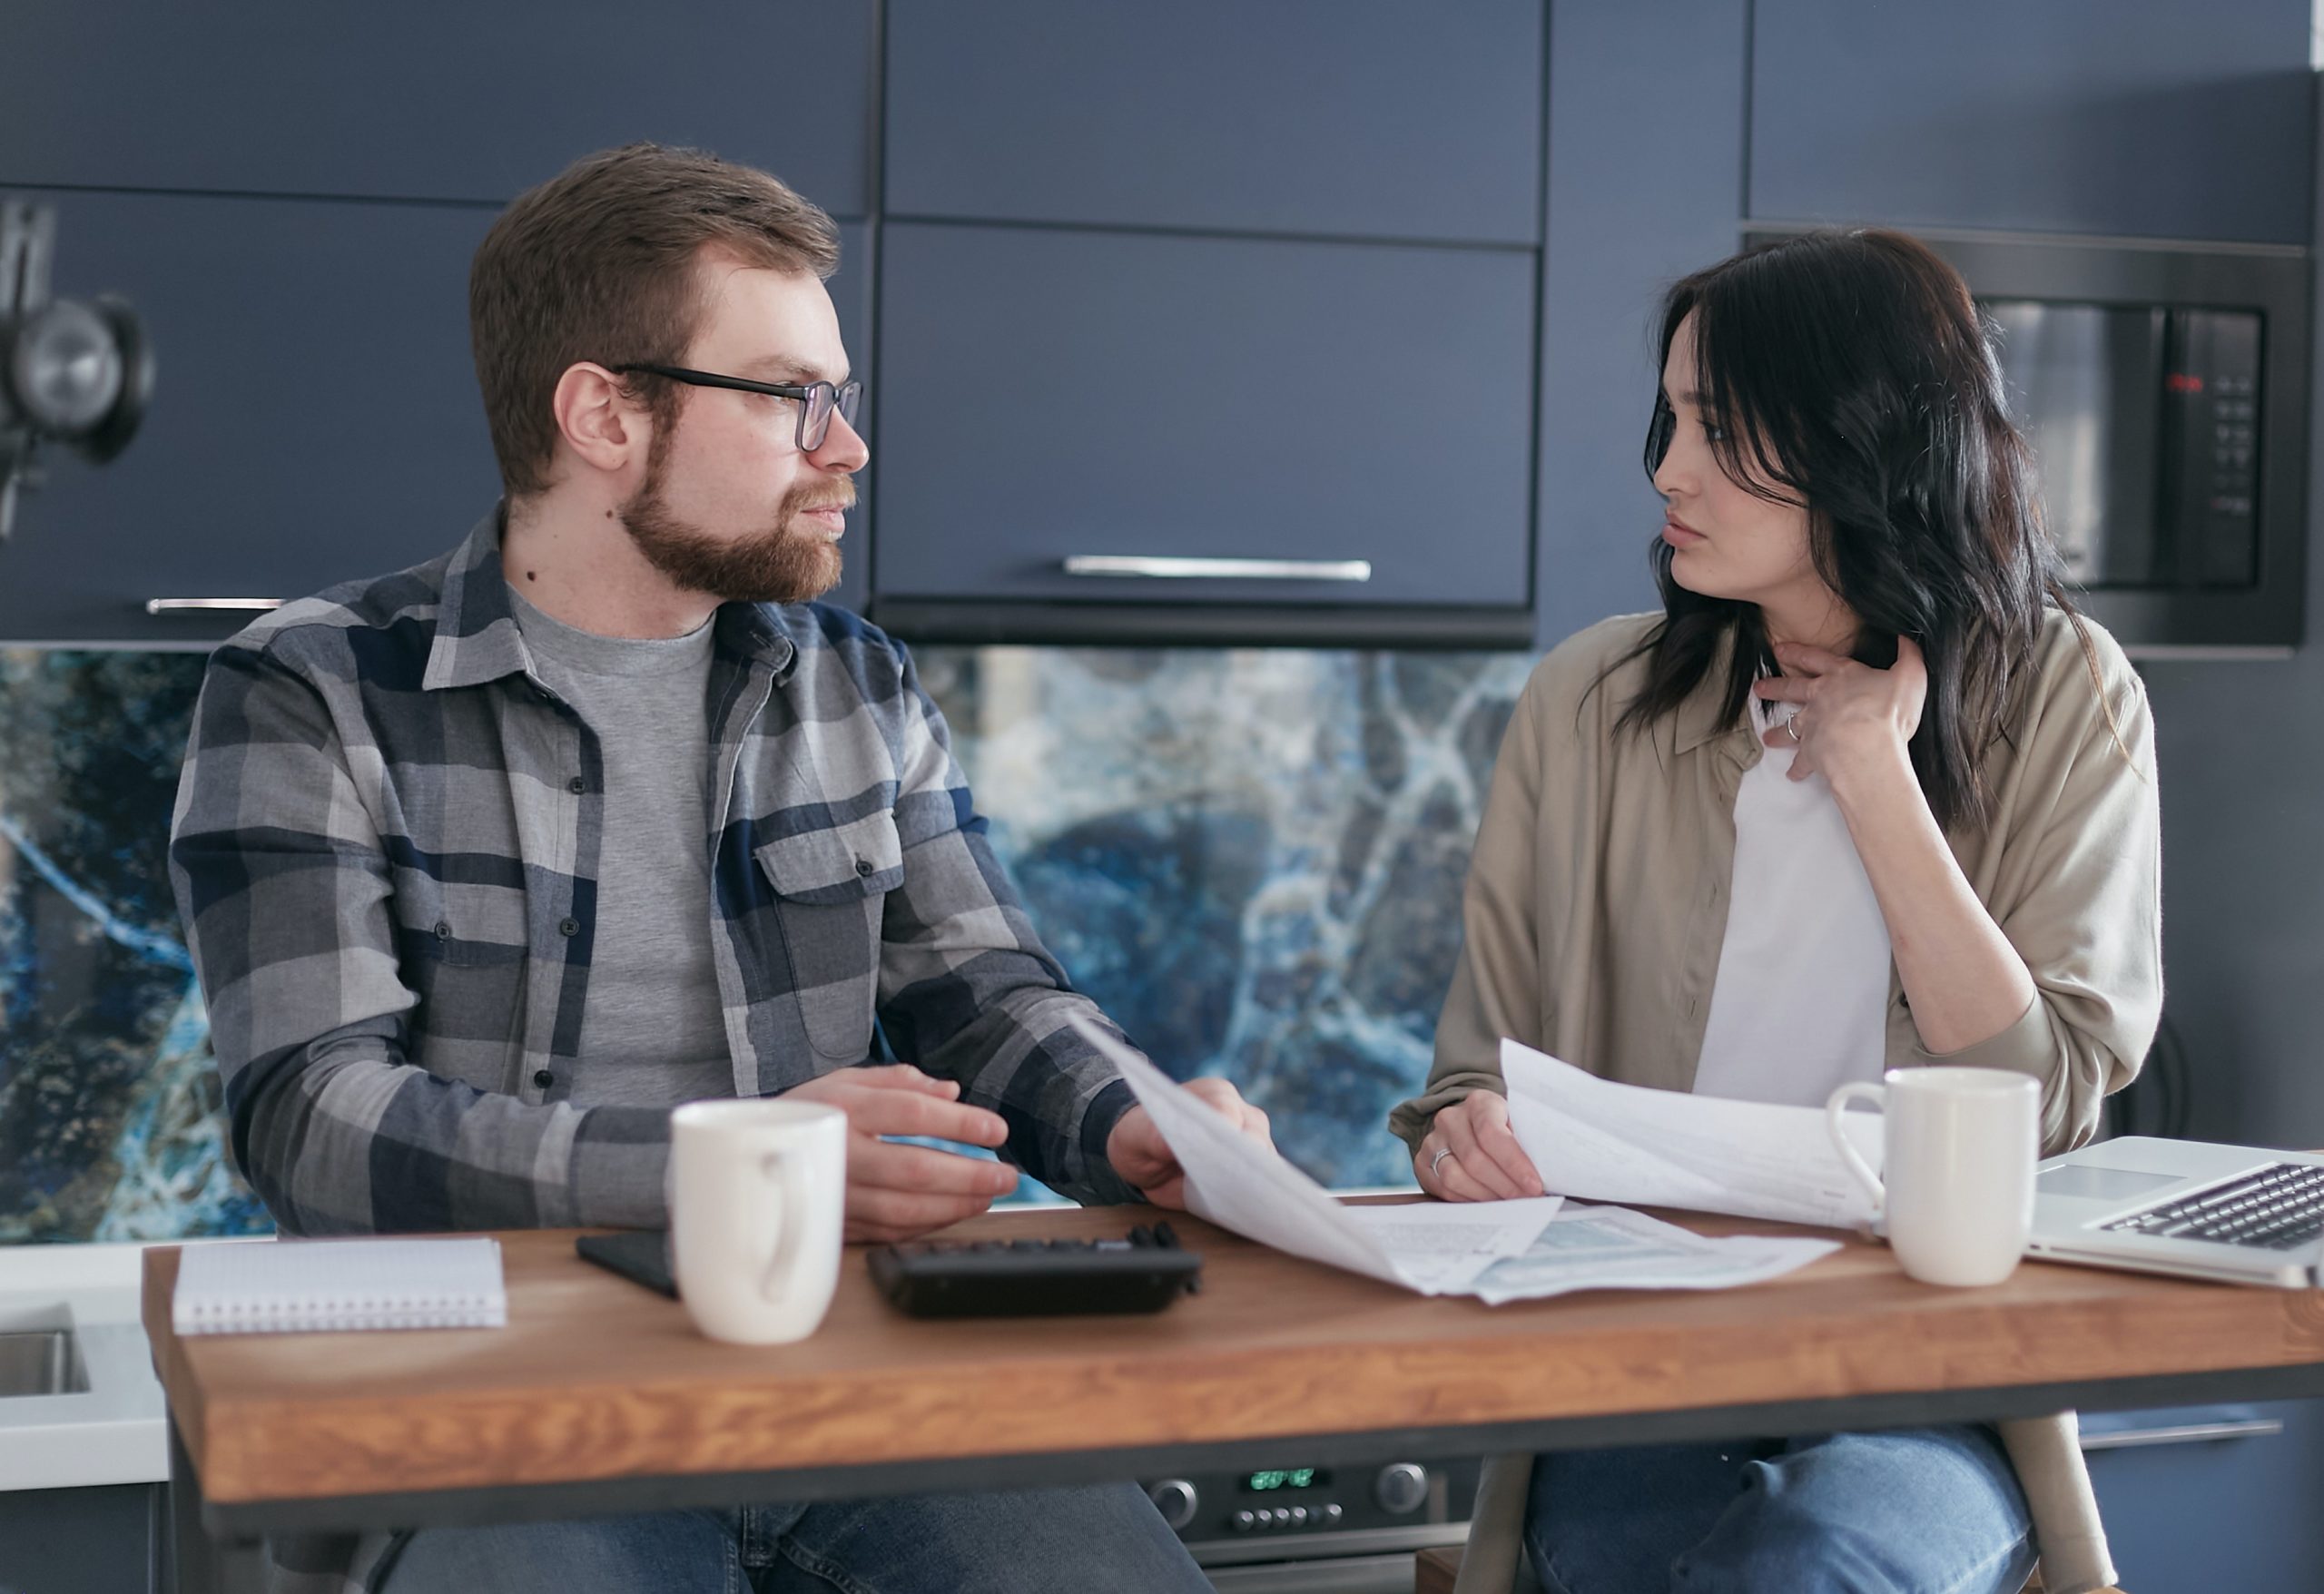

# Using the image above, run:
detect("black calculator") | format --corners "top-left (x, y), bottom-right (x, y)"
top-left (868, 1223), bottom-right (1202, 1317)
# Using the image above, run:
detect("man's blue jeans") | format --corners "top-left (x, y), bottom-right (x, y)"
top-left (1525, 1427), bottom-right (2038, 1594)
top-left (376, 1481), bottom-right (1211, 1593)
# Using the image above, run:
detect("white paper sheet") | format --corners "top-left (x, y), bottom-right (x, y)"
top-left (1069, 1016), bottom-right (1845, 1304)
top-left (1499, 1038), bottom-right (1884, 1229)
top-left (1469, 1204), bottom-right (1840, 1304)
top-left (1066, 1014), bottom-right (1562, 1293)
top-left (1339, 1202), bottom-right (1565, 1291)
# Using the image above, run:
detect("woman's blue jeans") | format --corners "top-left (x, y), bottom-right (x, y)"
top-left (1525, 1426), bottom-right (2038, 1594)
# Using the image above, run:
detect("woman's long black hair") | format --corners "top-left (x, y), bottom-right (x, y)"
top-left (1610, 227), bottom-right (2096, 833)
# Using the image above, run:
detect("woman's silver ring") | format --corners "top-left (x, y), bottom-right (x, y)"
top-left (1785, 713), bottom-right (1805, 743)
top-left (1430, 1147), bottom-right (1455, 1179)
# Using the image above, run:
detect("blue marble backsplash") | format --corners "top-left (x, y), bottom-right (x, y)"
top-left (0, 642), bottom-right (1531, 1243)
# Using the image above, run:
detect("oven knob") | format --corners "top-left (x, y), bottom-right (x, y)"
top-left (1288, 1506), bottom-right (1310, 1526)
top-left (1374, 1462), bottom-right (1430, 1515)
top-left (1232, 1510), bottom-right (1255, 1531)
top-left (1147, 1479), bottom-right (1198, 1532)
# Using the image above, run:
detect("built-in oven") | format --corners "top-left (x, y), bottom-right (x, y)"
top-left (1142, 1454), bottom-right (1482, 1594)
top-left (1747, 226), bottom-right (2310, 654)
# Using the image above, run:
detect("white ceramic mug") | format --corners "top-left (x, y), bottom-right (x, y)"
top-left (1825, 1067), bottom-right (2039, 1287)
top-left (667, 1099), bottom-right (848, 1344)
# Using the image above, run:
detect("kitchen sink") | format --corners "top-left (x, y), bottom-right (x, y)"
top-left (0, 1244), bottom-right (173, 1489)
top-left (0, 1330), bottom-right (85, 1398)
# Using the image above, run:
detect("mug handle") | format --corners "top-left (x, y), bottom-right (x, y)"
top-left (756, 1151), bottom-right (806, 1305)
top-left (1826, 1081), bottom-right (1886, 1213)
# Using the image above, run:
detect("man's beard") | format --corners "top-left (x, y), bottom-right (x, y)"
top-left (619, 452), bottom-right (848, 605)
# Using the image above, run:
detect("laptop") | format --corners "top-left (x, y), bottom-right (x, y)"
top-left (2030, 1136), bottom-right (2324, 1288)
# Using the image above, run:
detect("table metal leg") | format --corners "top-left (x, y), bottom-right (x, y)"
top-left (215, 1537), bottom-right (266, 1594)
top-left (168, 1417), bottom-right (261, 1594)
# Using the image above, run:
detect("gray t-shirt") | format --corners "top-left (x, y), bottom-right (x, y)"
top-left (507, 585), bottom-right (734, 1107)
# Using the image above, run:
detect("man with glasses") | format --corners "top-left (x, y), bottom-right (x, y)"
top-left (169, 143), bottom-right (1260, 1594)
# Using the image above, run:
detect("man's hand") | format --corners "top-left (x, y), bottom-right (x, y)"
top-left (1105, 1080), bottom-right (1272, 1209)
top-left (779, 1065), bottom-right (1019, 1243)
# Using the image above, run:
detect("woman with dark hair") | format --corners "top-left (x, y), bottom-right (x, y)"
top-left (1391, 229), bottom-right (2158, 1593)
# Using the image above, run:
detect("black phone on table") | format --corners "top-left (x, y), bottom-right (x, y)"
top-left (575, 1229), bottom-right (676, 1297)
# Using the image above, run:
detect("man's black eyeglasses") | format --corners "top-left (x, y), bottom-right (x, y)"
top-left (610, 363), bottom-right (863, 452)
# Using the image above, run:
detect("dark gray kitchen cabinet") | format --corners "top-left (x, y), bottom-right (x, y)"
top-left (868, 221), bottom-right (1536, 641)
top-left (883, 0), bottom-right (1541, 245)
top-left (0, 194), bottom-right (870, 644)
top-left (825, 222), bottom-right (874, 618)
top-left (1748, 0), bottom-right (2314, 244)
top-left (0, 0), bottom-right (875, 214)
top-left (0, 191), bottom-right (498, 645)
top-left (1534, 0), bottom-right (1748, 651)
top-left (2083, 1402), bottom-right (2324, 1591)
top-left (0, 1482), bottom-right (159, 1594)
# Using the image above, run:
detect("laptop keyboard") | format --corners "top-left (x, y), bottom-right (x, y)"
top-left (2102, 1163), bottom-right (2324, 1250)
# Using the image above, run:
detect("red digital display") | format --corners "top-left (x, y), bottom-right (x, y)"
top-left (2165, 372), bottom-right (2205, 394)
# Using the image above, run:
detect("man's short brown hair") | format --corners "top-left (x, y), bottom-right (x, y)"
top-left (470, 143), bottom-right (842, 497)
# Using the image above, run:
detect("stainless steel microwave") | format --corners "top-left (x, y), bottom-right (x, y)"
top-left (1747, 227), bottom-right (2310, 654)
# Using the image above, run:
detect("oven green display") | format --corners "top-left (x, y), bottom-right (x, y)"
top-left (1241, 1468), bottom-right (1328, 1491)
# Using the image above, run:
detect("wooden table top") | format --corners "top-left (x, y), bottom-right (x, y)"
top-left (143, 1202), bottom-right (2324, 1510)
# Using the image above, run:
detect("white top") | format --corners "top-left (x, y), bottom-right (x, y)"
top-left (1692, 692), bottom-right (1894, 1107)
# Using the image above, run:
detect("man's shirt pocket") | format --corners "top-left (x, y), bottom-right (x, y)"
top-left (754, 809), bottom-right (904, 1061)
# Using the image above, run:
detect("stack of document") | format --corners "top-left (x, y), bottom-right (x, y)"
top-left (1067, 1018), bottom-right (1840, 1303)
top-left (1499, 1038), bottom-right (1885, 1229)
top-left (1461, 1205), bottom-right (1842, 1305)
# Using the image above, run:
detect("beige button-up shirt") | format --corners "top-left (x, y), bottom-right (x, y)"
top-left (1392, 608), bottom-right (2161, 1594)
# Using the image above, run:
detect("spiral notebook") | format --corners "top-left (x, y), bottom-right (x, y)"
top-left (172, 1237), bottom-right (507, 1334)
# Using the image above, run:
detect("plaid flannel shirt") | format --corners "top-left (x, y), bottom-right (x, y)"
top-left (170, 510), bottom-right (1145, 1238)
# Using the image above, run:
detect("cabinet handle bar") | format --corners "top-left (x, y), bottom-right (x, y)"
top-left (1061, 556), bottom-right (1372, 583)
top-left (144, 598), bottom-right (287, 615)
top-left (2080, 1419), bottom-right (2285, 1451)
